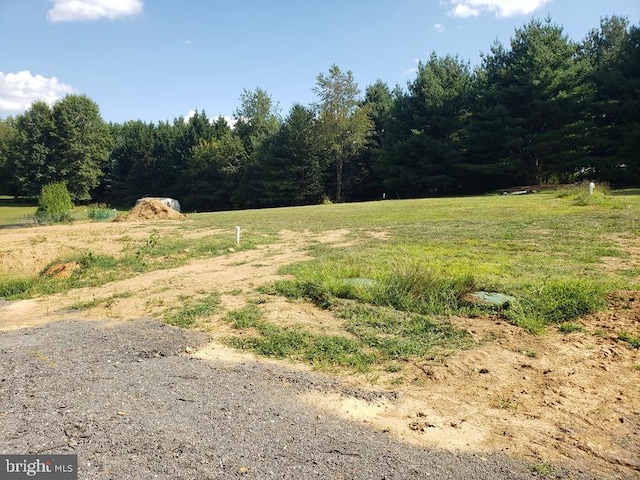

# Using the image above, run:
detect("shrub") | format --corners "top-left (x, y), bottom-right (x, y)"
top-left (87, 204), bottom-right (117, 221)
top-left (36, 182), bottom-right (74, 224)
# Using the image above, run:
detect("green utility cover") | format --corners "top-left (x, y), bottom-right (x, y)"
top-left (466, 291), bottom-right (516, 307)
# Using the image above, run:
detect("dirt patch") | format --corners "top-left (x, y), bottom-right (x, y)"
top-left (0, 222), bottom-right (165, 277)
top-left (601, 234), bottom-right (640, 274)
top-left (43, 261), bottom-right (81, 279)
top-left (114, 198), bottom-right (186, 222)
top-left (0, 221), bottom-right (639, 478)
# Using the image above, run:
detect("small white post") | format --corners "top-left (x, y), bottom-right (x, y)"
top-left (235, 226), bottom-right (241, 245)
top-left (589, 182), bottom-right (595, 196)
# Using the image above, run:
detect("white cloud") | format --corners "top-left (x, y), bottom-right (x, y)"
top-left (47, 0), bottom-right (143, 22)
top-left (184, 110), bottom-right (237, 128)
top-left (434, 23), bottom-right (446, 32)
top-left (0, 71), bottom-right (74, 115)
top-left (402, 58), bottom-right (421, 76)
top-left (450, 4), bottom-right (480, 17)
top-left (447, 0), bottom-right (552, 18)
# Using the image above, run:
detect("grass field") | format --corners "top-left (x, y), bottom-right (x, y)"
top-left (2, 188), bottom-right (639, 343)
top-left (0, 197), bottom-right (121, 225)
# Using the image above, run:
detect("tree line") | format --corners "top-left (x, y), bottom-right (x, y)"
top-left (0, 16), bottom-right (638, 210)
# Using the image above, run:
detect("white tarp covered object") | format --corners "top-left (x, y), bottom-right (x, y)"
top-left (136, 197), bottom-right (181, 213)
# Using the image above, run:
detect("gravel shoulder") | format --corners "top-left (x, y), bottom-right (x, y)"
top-left (0, 318), bottom-right (540, 479)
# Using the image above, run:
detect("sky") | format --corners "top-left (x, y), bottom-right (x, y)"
top-left (1, 0), bottom-right (639, 124)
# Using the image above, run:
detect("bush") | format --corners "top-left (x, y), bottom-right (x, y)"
top-left (87, 204), bottom-right (117, 221)
top-left (36, 182), bottom-right (74, 224)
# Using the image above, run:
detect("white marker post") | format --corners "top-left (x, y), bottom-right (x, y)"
top-left (235, 226), bottom-right (241, 245)
top-left (589, 182), bottom-right (595, 196)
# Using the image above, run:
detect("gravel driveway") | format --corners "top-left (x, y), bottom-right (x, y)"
top-left (1, 318), bottom-right (548, 479)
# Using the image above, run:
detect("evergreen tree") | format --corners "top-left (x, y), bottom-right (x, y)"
top-left (582, 16), bottom-right (640, 185)
top-left (184, 132), bottom-right (247, 211)
top-left (232, 88), bottom-right (281, 207)
top-left (257, 104), bottom-right (325, 207)
top-left (36, 181), bottom-right (74, 223)
top-left (466, 19), bottom-right (588, 186)
top-left (107, 120), bottom-right (156, 205)
top-left (345, 80), bottom-right (394, 201)
top-left (381, 54), bottom-right (472, 197)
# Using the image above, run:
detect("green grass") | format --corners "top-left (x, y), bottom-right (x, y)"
top-left (530, 460), bottom-right (555, 477)
top-left (2, 190), bottom-right (639, 342)
top-left (252, 192), bottom-right (640, 333)
top-left (0, 197), bottom-right (38, 224)
top-left (69, 291), bottom-right (133, 310)
top-left (558, 321), bottom-right (584, 334)
top-left (618, 332), bottom-right (640, 349)
top-left (0, 197), bottom-right (120, 225)
top-left (222, 302), bottom-right (471, 373)
top-left (0, 228), bottom-right (253, 299)
top-left (555, 183), bottom-right (626, 209)
top-left (163, 293), bottom-right (221, 327)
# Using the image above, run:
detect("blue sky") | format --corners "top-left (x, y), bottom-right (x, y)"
top-left (1, 0), bottom-right (639, 124)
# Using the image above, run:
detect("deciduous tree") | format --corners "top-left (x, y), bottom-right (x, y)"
top-left (52, 95), bottom-right (113, 200)
top-left (313, 65), bottom-right (372, 202)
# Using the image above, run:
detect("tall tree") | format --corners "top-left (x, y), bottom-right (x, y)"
top-left (345, 80), bottom-right (394, 201)
top-left (467, 19), bottom-right (588, 185)
top-left (0, 116), bottom-right (19, 195)
top-left (232, 87), bottom-right (281, 207)
top-left (313, 64), bottom-right (372, 202)
top-left (11, 101), bottom-right (57, 197)
top-left (184, 132), bottom-right (247, 211)
top-left (381, 54), bottom-right (472, 197)
top-left (233, 87), bottom-right (281, 156)
top-left (52, 95), bottom-right (113, 200)
top-left (460, 42), bottom-right (529, 191)
top-left (106, 120), bottom-right (156, 205)
top-left (257, 104), bottom-right (325, 207)
top-left (581, 16), bottom-right (640, 185)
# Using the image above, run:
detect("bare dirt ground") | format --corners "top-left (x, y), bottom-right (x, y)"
top-left (1, 220), bottom-right (639, 478)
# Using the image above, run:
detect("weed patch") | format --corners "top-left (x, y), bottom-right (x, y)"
top-left (339, 303), bottom-right (473, 360)
top-left (618, 332), bottom-right (640, 349)
top-left (558, 322), bottom-right (584, 334)
top-left (0, 277), bottom-right (40, 299)
top-left (530, 460), bottom-right (555, 477)
top-left (164, 293), bottom-right (220, 327)
top-left (504, 278), bottom-right (607, 332)
top-left (87, 205), bottom-right (118, 221)
top-left (69, 291), bottom-right (133, 310)
top-left (221, 301), bottom-right (471, 373)
top-left (376, 264), bottom-right (475, 315)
